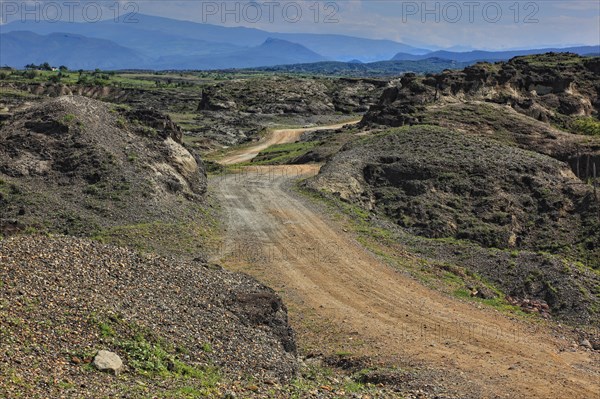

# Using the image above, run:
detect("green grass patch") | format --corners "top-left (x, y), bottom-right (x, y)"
top-left (83, 181), bottom-right (130, 201)
top-left (453, 288), bottom-right (529, 315)
top-left (117, 337), bottom-right (219, 383)
top-left (85, 311), bottom-right (221, 389)
top-left (201, 343), bottom-right (213, 353)
top-left (0, 88), bottom-right (40, 99)
top-left (169, 113), bottom-right (199, 126)
top-left (251, 141), bottom-right (318, 165)
top-left (519, 53), bottom-right (586, 68)
top-left (91, 218), bottom-right (219, 258)
top-left (571, 117), bottom-right (600, 136)
top-left (99, 322), bottom-right (116, 338)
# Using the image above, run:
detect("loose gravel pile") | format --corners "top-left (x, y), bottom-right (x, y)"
top-left (0, 235), bottom-right (296, 398)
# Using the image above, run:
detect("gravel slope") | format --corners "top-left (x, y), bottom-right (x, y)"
top-left (0, 235), bottom-right (297, 398)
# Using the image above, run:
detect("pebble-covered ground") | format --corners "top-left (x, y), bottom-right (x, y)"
top-left (0, 235), bottom-right (299, 398)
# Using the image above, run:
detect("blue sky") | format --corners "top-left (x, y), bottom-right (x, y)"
top-left (2, 1), bottom-right (599, 50)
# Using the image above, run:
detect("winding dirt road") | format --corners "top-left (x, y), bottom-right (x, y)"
top-left (219, 120), bottom-right (360, 165)
top-left (213, 124), bottom-right (599, 398)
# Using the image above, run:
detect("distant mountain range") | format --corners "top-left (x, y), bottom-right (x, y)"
top-left (0, 14), bottom-right (598, 71)
top-left (0, 32), bottom-right (325, 70)
top-left (0, 31), bottom-right (147, 70)
top-left (0, 13), bottom-right (427, 69)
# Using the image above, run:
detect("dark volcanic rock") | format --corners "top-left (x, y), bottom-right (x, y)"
top-left (228, 291), bottom-right (297, 353)
top-left (122, 108), bottom-right (184, 144)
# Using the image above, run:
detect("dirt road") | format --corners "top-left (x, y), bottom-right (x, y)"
top-left (219, 121), bottom-right (360, 165)
top-left (213, 152), bottom-right (599, 397)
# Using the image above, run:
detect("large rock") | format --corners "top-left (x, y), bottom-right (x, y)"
top-left (93, 350), bottom-right (123, 374)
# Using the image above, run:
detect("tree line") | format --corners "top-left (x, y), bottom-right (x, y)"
top-left (25, 63), bottom-right (68, 72)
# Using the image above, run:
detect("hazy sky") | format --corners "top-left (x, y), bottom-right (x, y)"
top-left (2, 1), bottom-right (599, 50)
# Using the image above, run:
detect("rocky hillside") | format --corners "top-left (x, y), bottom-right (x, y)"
top-left (0, 235), bottom-right (296, 398)
top-left (199, 76), bottom-right (386, 115)
top-left (1, 75), bottom-right (387, 151)
top-left (197, 76), bottom-right (386, 147)
top-left (0, 95), bottom-right (303, 397)
top-left (0, 96), bottom-right (207, 247)
top-left (362, 53), bottom-right (600, 178)
top-left (364, 53), bottom-right (600, 127)
top-left (0, 81), bottom-right (200, 113)
top-left (308, 125), bottom-right (600, 325)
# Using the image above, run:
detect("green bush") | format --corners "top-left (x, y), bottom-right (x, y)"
top-left (117, 336), bottom-right (220, 384)
top-left (119, 338), bottom-right (171, 374)
top-left (23, 70), bottom-right (37, 79)
top-left (572, 117), bottom-right (600, 136)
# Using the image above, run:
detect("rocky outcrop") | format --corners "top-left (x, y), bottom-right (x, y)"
top-left (0, 96), bottom-right (207, 237)
top-left (1, 82), bottom-right (135, 103)
top-left (122, 108), bottom-right (184, 144)
top-left (362, 54), bottom-right (600, 180)
top-left (0, 82), bottom-right (202, 117)
top-left (227, 291), bottom-right (296, 354)
top-left (198, 76), bottom-right (384, 116)
top-left (363, 53), bottom-right (600, 127)
top-left (0, 77), bottom-right (386, 150)
top-left (189, 76), bottom-right (387, 148)
top-left (312, 126), bottom-right (599, 251)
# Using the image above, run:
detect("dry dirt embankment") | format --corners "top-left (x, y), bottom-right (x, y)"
top-left (214, 127), bottom-right (600, 398)
top-left (0, 96), bottom-right (206, 237)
